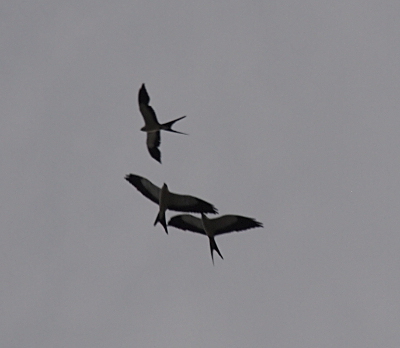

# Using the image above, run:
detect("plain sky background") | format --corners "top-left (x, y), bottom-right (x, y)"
top-left (2, 1), bottom-right (400, 347)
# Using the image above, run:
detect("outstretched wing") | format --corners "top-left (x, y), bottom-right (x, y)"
top-left (125, 174), bottom-right (160, 205)
top-left (167, 192), bottom-right (217, 214)
top-left (138, 84), bottom-right (159, 127)
top-left (168, 214), bottom-right (205, 235)
top-left (146, 131), bottom-right (161, 163)
top-left (138, 83), bottom-right (150, 105)
top-left (211, 215), bottom-right (263, 235)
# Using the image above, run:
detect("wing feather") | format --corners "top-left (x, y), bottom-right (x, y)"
top-left (212, 215), bottom-right (263, 235)
top-left (138, 84), bottom-right (159, 126)
top-left (146, 132), bottom-right (161, 163)
top-left (125, 174), bottom-right (160, 205)
top-left (168, 192), bottom-right (217, 214)
top-left (138, 83), bottom-right (150, 104)
top-left (168, 214), bottom-right (206, 235)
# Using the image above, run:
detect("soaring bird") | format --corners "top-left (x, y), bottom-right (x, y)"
top-left (125, 174), bottom-right (218, 234)
top-left (138, 84), bottom-right (186, 163)
top-left (168, 213), bottom-right (263, 263)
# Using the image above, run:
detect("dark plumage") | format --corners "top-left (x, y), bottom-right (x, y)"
top-left (138, 84), bottom-right (186, 163)
top-left (125, 174), bottom-right (218, 234)
top-left (168, 213), bottom-right (263, 263)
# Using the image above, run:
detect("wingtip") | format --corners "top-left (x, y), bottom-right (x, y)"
top-left (255, 220), bottom-right (264, 228)
top-left (139, 83), bottom-right (146, 92)
top-left (125, 174), bottom-right (147, 191)
top-left (208, 207), bottom-right (218, 214)
top-left (125, 173), bottom-right (135, 182)
top-left (138, 84), bottom-right (150, 104)
top-left (201, 207), bottom-right (218, 215)
top-left (149, 147), bottom-right (162, 163)
top-left (150, 153), bottom-right (161, 164)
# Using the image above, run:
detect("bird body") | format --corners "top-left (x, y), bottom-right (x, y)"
top-left (125, 174), bottom-right (218, 234)
top-left (138, 84), bottom-right (186, 163)
top-left (153, 183), bottom-right (170, 233)
top-left (168, 213), bottom-right (263, 263)
top-left (129, 85), bottom-right (261, 263)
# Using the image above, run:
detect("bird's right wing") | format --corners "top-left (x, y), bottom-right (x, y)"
top-left (125, 174), bottom-right (160, 205)
top-left (168, 192), bottom-right (218, 214)
top-left (168, 214), bottom-right (206, 235)
top-left (212, 215), bottom-right (263, 235)
top-left (146, 132), bottom-right (161, 163)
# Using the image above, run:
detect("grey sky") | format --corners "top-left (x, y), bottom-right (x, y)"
top-left (2, 1), bottom-right (400, 347)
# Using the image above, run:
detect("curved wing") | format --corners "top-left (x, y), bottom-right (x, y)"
top-left (146, 131), bottom-right (161, 163)
top-left (138, 83), bottom-right (150, 105)
top-left (125, 174), bottom-right (160, 205)
top-left (138, 84), bottom-right (159, 126)
top-left (168, 214), bottom-right (205, 235)
top-left (168, 192), bottom-right (217, 214)
top-left (211, 215), bottom-right (263, 235)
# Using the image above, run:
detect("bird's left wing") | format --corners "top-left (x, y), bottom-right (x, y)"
top-left (168, 214), bottom-right (205, 235)
top-left (125, 174), bottom-right (160, 204)
top-left (146, 132), bottom-right (161, 163)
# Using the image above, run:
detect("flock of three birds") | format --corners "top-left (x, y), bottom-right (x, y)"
top-left (125, 84), bottom-right (263, 263)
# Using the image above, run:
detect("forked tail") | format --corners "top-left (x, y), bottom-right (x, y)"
top-left (161, 116), bottom-right (187, 134)
top-left (154, 212), bottom-right (168, 234)
top-left (209, 237), bottom-right (223, 264)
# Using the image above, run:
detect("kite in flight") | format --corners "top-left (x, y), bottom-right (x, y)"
top-left (168, 213), bottom-right (263, 263)
top-left (138, 84), bottom-right (186, 163)
top-left (125, 174), bottom-right (218, 234)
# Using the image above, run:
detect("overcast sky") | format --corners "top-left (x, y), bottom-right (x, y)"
top-left (2, 1), bottom-right (400, 347)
